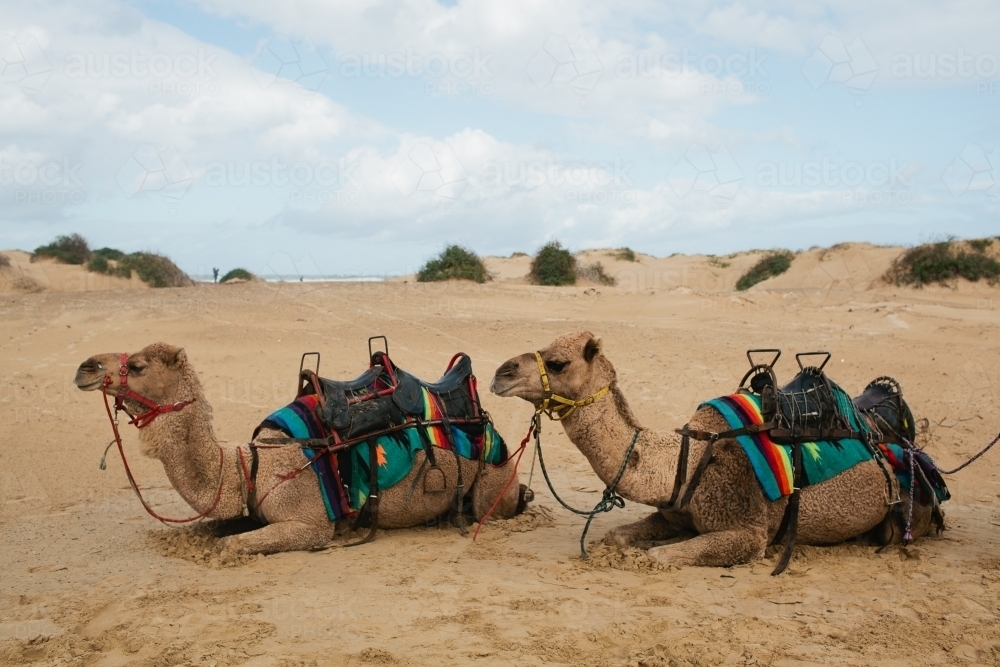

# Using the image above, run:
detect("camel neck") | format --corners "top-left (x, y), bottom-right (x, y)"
top-left (136, 397), bottom-right (244, 520)
top-left (558, 386), bottom-right (685, 507)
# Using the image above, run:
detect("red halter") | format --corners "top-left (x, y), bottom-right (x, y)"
top-left (110, 353), bottom-right (196, 428)
top-left (99, 352), bottom-right (224, 524)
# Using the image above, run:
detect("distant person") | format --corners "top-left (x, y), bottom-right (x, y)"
top-left (212, 267), bottom-right (219, 283)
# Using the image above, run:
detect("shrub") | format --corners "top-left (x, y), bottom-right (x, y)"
top-left (93, 247), bottom-right (126, 261)
top-left (735, 250), bottom-right (794, 291)
top-left (608, 247), bottom-right (637, 262)
top-left (968, 237), bottom-right (994, 252)
top-left (885, 239), bottom-right (1000, 286)
top-left (510, 252), bottom-right (528, 258)
top-left (417, 245), bottom-right (489, 283)
top-left (530, 241), bottom-right (576, 286)
top-left (220, 268), bottom-right (256, 283)
top-left (0, 253), bottom-right (10, 269)
top-left (578, 262), bottom-right (616, 286)
top-left (32, 233), bottom-right (92, 265)
top-left (707, 255), bottom-right (731, 268)
top-left (118, 252), bottom-right (193, 288)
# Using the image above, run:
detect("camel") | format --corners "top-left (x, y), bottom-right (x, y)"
top-left (491, 331), bottom-right (937, 568)
top-left (75, 343), bottom-right (525, 554)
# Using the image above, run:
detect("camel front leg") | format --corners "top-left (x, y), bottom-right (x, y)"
top-left (605, 512), bottom-right (688, 549)
top-left (219, 520), bottom-right (331, 555)
top-left (646, 528), bottom-right (767, 567)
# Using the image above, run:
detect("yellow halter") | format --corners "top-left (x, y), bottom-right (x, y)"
top-left (534, 351), bottom-right (610, 420)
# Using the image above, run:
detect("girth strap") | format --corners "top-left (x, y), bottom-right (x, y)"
top-left (661, 424), bottom-right (714, 512)
top-left (346, 440), bottom-right (380, 547)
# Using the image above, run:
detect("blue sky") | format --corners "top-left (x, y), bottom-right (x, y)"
top-left (1, 0), bottom-right (997, 277)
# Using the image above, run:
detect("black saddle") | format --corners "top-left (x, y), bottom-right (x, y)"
top-left (303, 351), bottom-right (480, 441)
top-left (852, 377), bottom-right (916, 444)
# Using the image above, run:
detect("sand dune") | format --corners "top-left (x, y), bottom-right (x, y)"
top-left (0, 250), bottom-right (148, 294)
top-left (1, 264), bottom-right (999, 665)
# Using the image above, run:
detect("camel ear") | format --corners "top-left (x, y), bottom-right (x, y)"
top-left (583, 337), bottom-right (602, 363)
top-left (170, 347), bottom-right (187, 367)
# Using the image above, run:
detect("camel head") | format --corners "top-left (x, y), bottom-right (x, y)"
top-left (491, 331), bottom-right (615, 408)
top-left (74, 343), bottom-right (193, 410)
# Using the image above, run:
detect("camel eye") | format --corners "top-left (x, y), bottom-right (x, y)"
top-left (128, 362), bottom-right (146, 374)
top-left (545, 360), bottom-right (568, 374)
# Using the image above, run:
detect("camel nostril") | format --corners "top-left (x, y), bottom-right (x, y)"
top-left (78, 360), bottom-right (98, 374)
top-left (495, 360), bottom-right (519, 377)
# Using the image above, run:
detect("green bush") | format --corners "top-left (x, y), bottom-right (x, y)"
top-left (885, 239), bottom-right (1000, 286)
top-left (32, 233), bottom-right (92, 265)
top-left (93, 247), bottom-right (126, 261)
top-left (220, 268), bottom-right (256, 283)
top-left (735, 250), bottom-right (794, 291)
top-left (530, 241), bottom-right (576, 286)
top-left (0, 253), bottom-right (10, 269)
top-left (608, 247), bottom-right (637, 262)
top-left (417, 245), bottom-right (489, 283)
top-left (968, 237), bottom-right (994, 252)
top-left (578, 262), bottom-right (616, 286)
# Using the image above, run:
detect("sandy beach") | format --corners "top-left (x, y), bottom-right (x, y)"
top-left (2, 244), bottom-right (1000, 666)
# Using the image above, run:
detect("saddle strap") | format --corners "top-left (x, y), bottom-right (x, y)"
top-left (346, 440), bottom-right (380, 547)
top-left (660, 424), bottom-right (714, 512)
top-left (771, 442), bottom-right (805, 576)
top-left (663, 425), bottom-right (690, 509)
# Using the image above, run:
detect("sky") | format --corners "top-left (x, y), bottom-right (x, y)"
top-left (1, 0), bottom-right (998, 278)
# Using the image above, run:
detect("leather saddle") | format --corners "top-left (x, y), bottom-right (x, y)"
top-left (852, 377), bottom-right (916, 444)
top-left (302, 351), bottom-right (480, 441)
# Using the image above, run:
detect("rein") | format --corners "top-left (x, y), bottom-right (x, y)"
top-left (98, 353), bottom-right (224, 525)
top-left (525, 353), bottom-right (639, 557)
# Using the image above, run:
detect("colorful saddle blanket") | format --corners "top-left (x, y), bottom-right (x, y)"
top-left (257, 393), bottom-right (508, 521)
top-left (701, 392), bottom-right (873, 501)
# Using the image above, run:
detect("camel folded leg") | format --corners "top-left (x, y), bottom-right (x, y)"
top-left (604, 512), bottom-right (689, 549)
top-left (219, 520), bottom-right (331, 555)
top-left (646, 528), bottom-right (768, 567)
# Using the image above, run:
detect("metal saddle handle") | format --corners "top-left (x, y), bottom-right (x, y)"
top-left (795, 351), bottom-right (831, 371)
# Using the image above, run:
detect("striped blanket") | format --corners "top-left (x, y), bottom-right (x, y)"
top-left (256, 393), bottom-right (508, 521)
top-left (701, 392), bottom-right (872, 501)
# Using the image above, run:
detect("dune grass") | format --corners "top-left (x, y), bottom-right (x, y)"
top-left (885, 237), bottom-right (1000, 287)
top-left (735, 250), bottom-right (794, 291)
top-left (578, 261), bottom-right (616, 286)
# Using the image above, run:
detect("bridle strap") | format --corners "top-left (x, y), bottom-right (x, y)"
top-left (113, 353), bottom-right (195, 429)
top-left (533, 352), bottom-right (609, 421)
top-left (98, 352), bottom-right (219, 524)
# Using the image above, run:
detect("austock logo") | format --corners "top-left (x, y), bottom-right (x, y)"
top-left (0, 34), bottom-right (52, 93)
top-left (391, 143), bottom-right (468, 200)
top-left (666, 143), bottom-right (744, 203)
top-left (116, 143), bottom-right (194, 201)
top-left (802, 35), bottom-right (878, 99)
top-left (526, 34), bottom-right (603, 95)
top-left (251, 36), bottom-right (327, 91)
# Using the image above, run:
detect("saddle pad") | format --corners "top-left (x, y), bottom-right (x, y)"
top-left (701, 393), bottom-right (872, 501)
top-left (878, 443), bottom-right (950, 504)
top-left (258, 393), bottom-right (508, 520)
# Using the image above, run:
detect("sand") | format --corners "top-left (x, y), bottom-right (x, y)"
top-left (2, 243), bottom-right (1000, 666)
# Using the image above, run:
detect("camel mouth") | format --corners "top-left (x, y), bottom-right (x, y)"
top-left (489, 375), bottom-right (522, 397)
top-left (75, 378), bottom-right (106, 391)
